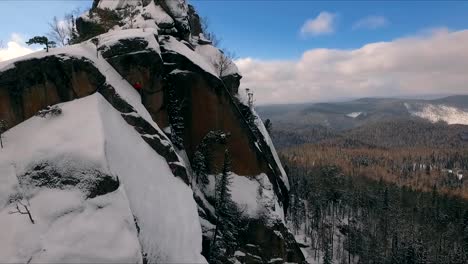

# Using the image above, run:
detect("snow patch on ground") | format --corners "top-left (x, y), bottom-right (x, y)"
top-left (346, 112), bottom-right (362, 118)
top-left (406, 103), bottom-right (468, 125)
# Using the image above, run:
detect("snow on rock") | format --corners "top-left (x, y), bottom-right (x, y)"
top-left (230, 175), bottom-right (260, 217)
top-left (98, 94), bottom-right (205, 263)
top-left (195, 44), bottom-right (240, 77)
top-left (0, 187), bottom-right (142, 264)
top-left (98, 28), bottom-right (162, 55)
top-left (203, 172), bottom-right (284, 223)
top-left (406, 103), bottom-right (468, 125)
top-left (97, 0), bottom-right (138, 10)
top-left (0, 91), bottom-right (205, 262)
top-left (346, 112), bottom-right (362, 118)
top-left (253, 109), bottom-right (290, 190)
top-left (0, 96), bottom-right (141, 263)
top-left (0, 96), bottom-right (107, 179)
top-left (163, 0), bottom-right (188, 18)
top-left (161, 35), bottom-right (219, 78)
top-left (143, 1), bottom-right (174, 25)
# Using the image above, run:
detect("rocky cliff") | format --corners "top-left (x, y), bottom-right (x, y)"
top-left (0, 1), bottom-right (304, 263)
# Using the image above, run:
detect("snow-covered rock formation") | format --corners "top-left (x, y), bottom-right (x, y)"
top-left (0, 0), bottom-right (304, 263)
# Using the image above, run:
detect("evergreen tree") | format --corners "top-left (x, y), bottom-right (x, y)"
top-left (323, 242), bottom-right (333, 264)
top-left (26, 36), bottom-right (56, 52)
top-left (210, 149), bottom-right (241, 263)
top-left (166, 85), bottom-right (185, 149)
top-left (193, 150), bottom-right (207, 184)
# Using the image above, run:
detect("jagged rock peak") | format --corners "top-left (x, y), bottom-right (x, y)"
top-left (84, 0), bottom-right (193, 39)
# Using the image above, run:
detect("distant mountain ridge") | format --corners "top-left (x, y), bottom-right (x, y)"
top-left (257, 95), bottom-right (468, 149)
top-left (258, 95), bottom-right (468, 131)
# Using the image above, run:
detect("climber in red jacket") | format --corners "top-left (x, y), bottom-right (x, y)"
top-left (133, 81), bottom-right (142, 94)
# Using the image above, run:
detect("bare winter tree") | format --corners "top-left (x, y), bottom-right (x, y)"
top-left (200, 16), bottom-right (220, 47)
top-left (121, 5), bottom-right (140, 29)
top-left (48, 8), bottom-right (81, 46)
top-left (213, 50), bottom-right (237, 77)
top-left (9, 200), bottom-right (35, 224)
top-left (48, 16), bottom-right (70, 46)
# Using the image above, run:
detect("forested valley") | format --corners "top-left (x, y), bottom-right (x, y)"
top-left (267, 112), bottom-right (468, 263)
top-left (282, 153), bottom-right (468, 263)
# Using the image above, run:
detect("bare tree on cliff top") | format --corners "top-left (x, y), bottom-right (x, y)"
top-left (213, 50), bottom-right (237, 77)
top-left (201, 16), bottom-right (220, 47)
top-left (48, 16), bottom-right (70, 46)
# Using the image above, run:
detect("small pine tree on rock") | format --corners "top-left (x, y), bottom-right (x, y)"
top-left (26, 36), bottom-right (56, 52)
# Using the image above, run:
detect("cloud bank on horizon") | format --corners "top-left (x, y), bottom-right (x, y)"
top-left (237, 28), bottom-right (468, 105)
top-left (0, 33), bottom-right (37, 62)
top-left (1, 20), bottom-right (467, 106)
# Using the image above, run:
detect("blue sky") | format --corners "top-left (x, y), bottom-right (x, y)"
top-left (191, 1), bottom-right (468, 59)
top-left (1, 1), bottom-right (467, 59)
top-left (1, 0), bottom-right (468, 104)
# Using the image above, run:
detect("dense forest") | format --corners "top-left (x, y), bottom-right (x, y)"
top-left (282, 156), bottom-right (468, 263)
top-left (282, 146), bottom-right (468, 199)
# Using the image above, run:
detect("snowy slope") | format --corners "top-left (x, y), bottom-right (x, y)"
top-left (0, 96), bottom-right (142, 263)
top-left (0, 94), bottom-right (206, 263)
top-left (98, 94), bottom-right (205, 263)
top-left (406, 103), bottom-right (468, 125)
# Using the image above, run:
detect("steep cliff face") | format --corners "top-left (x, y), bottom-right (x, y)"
top-left (0, 0), bottom-right (304, 263)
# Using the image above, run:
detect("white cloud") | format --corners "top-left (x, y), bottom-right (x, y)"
top-left (236, 28), bottom-right (468, 105)
top-left (352, 15), bottom-right (388, 30)
top-left (0, 33), bottom-right (38, 62)
top-left (300, 12), bottom-right (336, 37)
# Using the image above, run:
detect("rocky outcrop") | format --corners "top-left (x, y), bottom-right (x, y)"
top-left (99, 85), bottom-right (190, 184)
top-left (99, 37), bottom-right (168, 126)
top-left (187, 4), bottom-right (203, 37)
top-left (0, 54), bottom-right (189, 186)
top-left (20, 163), bottom-right (120, 199)
top-left (0, 0), bottom-right (304, 262)
top-left (238, 220), bottom-right (305, 264)
top-left (0, 55), bottom-right (105, 129)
